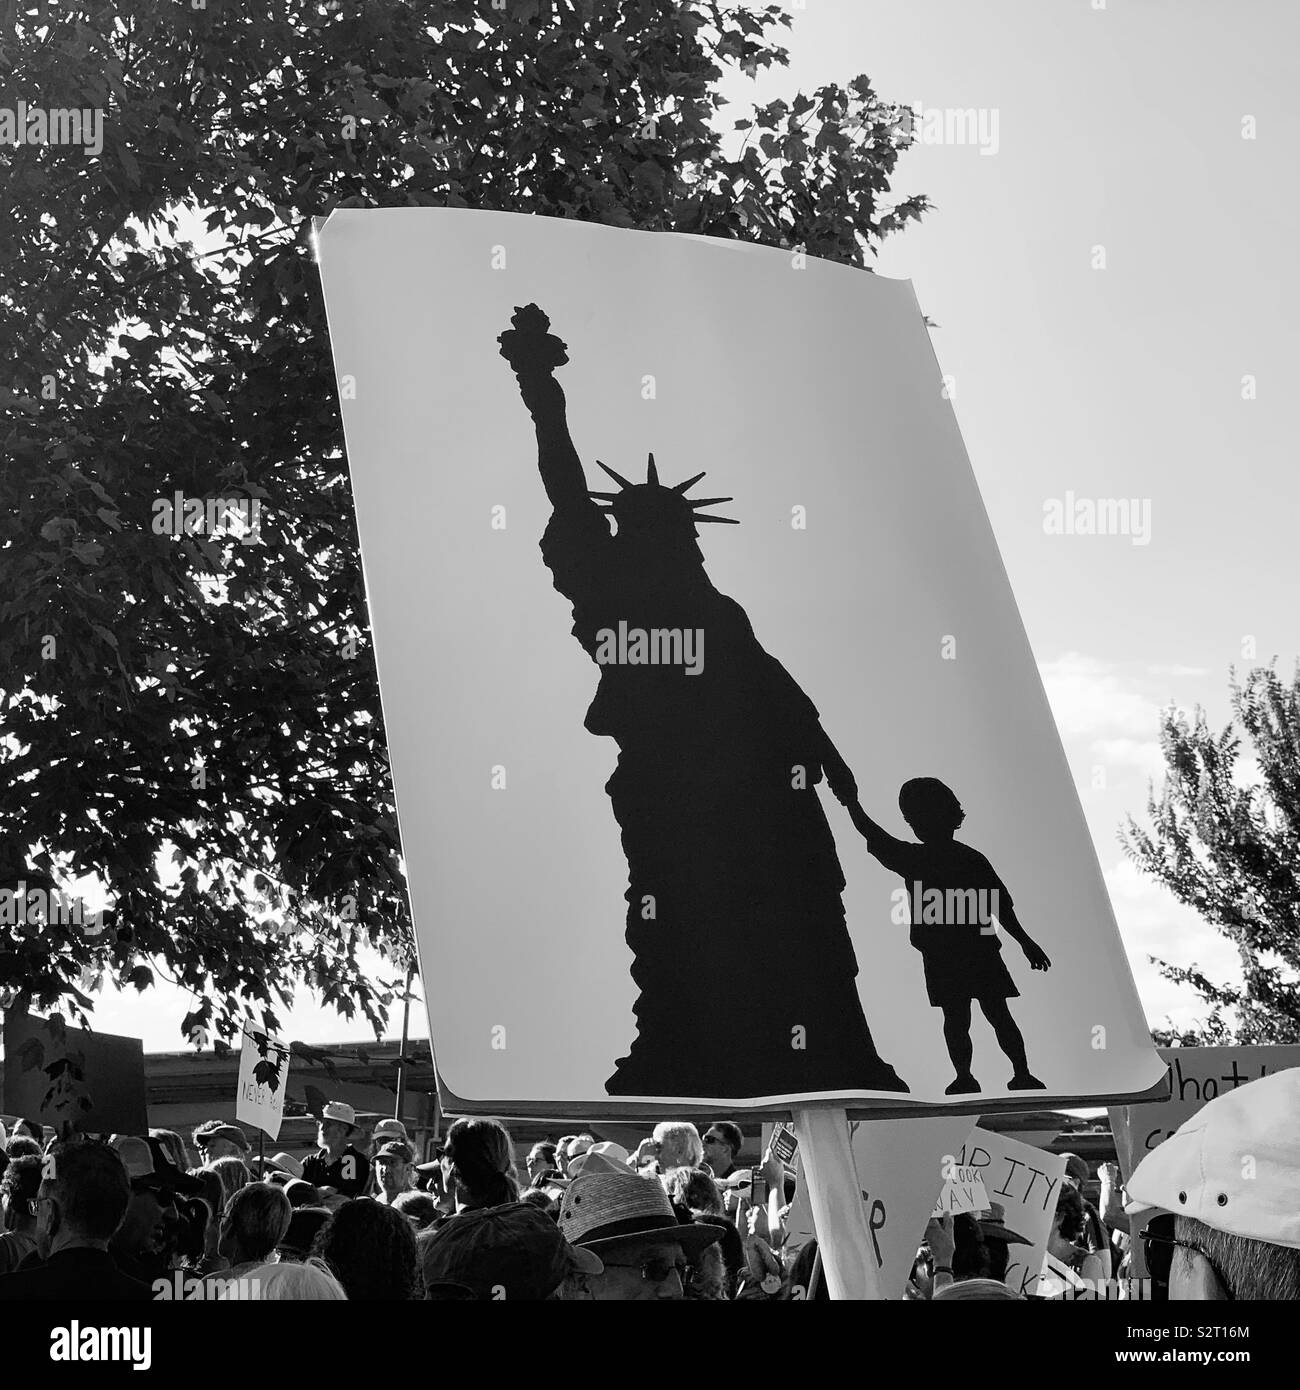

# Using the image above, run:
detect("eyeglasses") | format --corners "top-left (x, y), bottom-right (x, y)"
top-left (603, 1256), bottom-right (689, 1284)
top-left (1141, 1230), bottom-right (1234, 1300)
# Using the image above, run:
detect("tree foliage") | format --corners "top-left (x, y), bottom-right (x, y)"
top-left (0, 0), bottom-right (928, 1048)
top-left (1122, 665), bottom-right (1300, 1044)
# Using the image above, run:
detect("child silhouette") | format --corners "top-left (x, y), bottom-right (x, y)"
top-left (845, 777), bottom-right (1051, 1095)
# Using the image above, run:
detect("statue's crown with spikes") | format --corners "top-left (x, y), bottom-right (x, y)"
top-left (589, 452), bottom-right (738, 532)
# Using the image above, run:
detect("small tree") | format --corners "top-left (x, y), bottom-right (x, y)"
top-left (1121, 664), bottom-right (1300, 1044)
top-left (1, 0), bottom-right (928, 1048)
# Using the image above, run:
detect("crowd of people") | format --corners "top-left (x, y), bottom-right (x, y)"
top-left (0, 1066), bottom-right (1297, 1300)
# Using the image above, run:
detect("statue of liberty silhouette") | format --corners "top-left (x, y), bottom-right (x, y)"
top-left (499, 303), bottom-right (908, 1098)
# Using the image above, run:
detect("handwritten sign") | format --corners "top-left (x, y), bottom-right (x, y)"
top-left (783, 1114), bottom-right (975, 1298)
top-left (1108, 1045), bottom-right (1300, 1277)
top-left (235, 1027), bottom-right (290, 1140)
top-left (952, 1126), bottom-right (1068, 1297)
top-left (932, 1165), bottom-right (990, 1216)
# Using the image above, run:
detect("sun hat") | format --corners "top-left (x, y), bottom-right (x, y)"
top-left (565, 1141), bottom-right (632, 1179)
top-left (1124, 1066), bottom-right (1300, 1249)
top-left (372, 1119), bottom-right (410, 1145)
top-left (319, 1101), bottom-right (358, 1129)
top-left (974, 1201), bottom-right (1031, 1246)
top-left (418, 1203), bottom-right (603, 1299)
top-left (283, 1179), bottom-right (325, 1209)
top-left (266, 1152), bottom-right (304, 1180)
top-left (558, 1169), bottom-right (725, 1255)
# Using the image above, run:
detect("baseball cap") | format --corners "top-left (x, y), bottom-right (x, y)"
top-left (418, 1202), bottom-right (603, 1299)
top-left (372, 1119), bottom-right (409, 1144)
top-left (110, 1135), bottom-right (203, 1197)
top-left (375, 1140), bottom-right (415, 1164)
top-left (192, 1121), bottom-right (250, 1153)
top-left (1125, 1065), bottom-right (1300, 1248)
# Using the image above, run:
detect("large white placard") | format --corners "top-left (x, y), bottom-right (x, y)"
top-left (317, 207), bottom-right (1166, 1113)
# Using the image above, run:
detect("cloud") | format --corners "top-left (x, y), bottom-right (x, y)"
top-left (1092, 737), bottom-right (1168, 781)
top-left (1146, 664), bottom-right (1210, 678)
top-left (1038, 652), bottom-right (1162, 741)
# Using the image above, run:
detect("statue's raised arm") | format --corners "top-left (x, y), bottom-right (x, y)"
top-left (498, 303), bottom-right (589, 513)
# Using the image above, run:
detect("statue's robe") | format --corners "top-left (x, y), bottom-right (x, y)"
top-left (540, 500), bottom-right (907, 1098)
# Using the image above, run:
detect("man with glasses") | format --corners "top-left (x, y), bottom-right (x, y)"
top-left (556, 1168), bottom-right (723, 1300)
top-left (0, 1139), bottom-right (153, 1300)
top-left (701, 1122), bottom-right (743, 1181)
top-left (1126, 1065), bottom-right (1300, 1300)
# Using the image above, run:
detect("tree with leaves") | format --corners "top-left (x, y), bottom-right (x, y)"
top-left (1, 0), bottom-right (927, 1053)
top-left (1121, 664), bottom-right (1300, 1045)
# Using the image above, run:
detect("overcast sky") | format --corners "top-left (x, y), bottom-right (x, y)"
top-left (75, 0), bottom-right (1297, 1053)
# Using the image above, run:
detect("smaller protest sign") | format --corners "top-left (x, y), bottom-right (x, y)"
top-left (769, 1122), bottom-right (798, 1166)
top-left (951, 1126), bottom-right (1068, 1297)
top-left (235, 1027), bottom-right (291, 1141)
top-left (932, 1165), bottom-right (990, 1216)
top-left (1, 1013), bottom-right (146, 1136)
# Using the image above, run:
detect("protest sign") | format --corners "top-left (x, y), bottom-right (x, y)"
top-left (1108, 1045), bottom-right (1300, 1278)
top-left (782, 1113), bottom-right (975, 1298)
top-left (2, 1012), bottom-right (146, 1135)
top-left (235, 1026), bottom-right (291, 1141)
top-left (932, 1165), bottom-right (990, 1216)
top-left (317, 206), bottom-right (1166, 1115)
top-left (953, 1126), bottom-right (1068, 1296)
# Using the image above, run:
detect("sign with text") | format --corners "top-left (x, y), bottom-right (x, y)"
top-left (1108, 1045), bottom-right (1300, 1278)
top-left (954, 1126), bottom-right (1068, 1297)
top-left (317, 205), bottom-right (1167, 1114)
top-left (2, 1013), bottom-right (146, 1136)
top-left (783, 1113), bottom-right (975, 1298)
top-left (235, 1027), bottom-right (290, 1140)
top-left (932, 1165), bottom-right (990, 1216)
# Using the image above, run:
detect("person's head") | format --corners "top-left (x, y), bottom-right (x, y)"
top-left (898, 777), bottom-right (964, 842)
top-left (555, 1169), bottom-right (721, 1301)
top-left (933, 1277), bottom-right (1022, 1301)
top-left (420, 1201), bottom-right (600, 1300)
top-left (527, 1142), bottom-right (558, 1182)
top-left (663, 1165), bottom-right (724, 1217)
top-left (108, 1136), bottom-right (187, 1272)
top-left (219, 1182), bottom-right (292, 1266)
top-left (277, 1205), bottom-right (332, 1262)
top-left (221, 1256), bottom-right (346, 1300)
top-left (191, 1121), bottom-right (250, 1164)
top-left (700, 1122), bottom-right (742, 1177)
top-left (517, 1188), bottom-right (558, 1219)
top-left (150, 1129), bottom-right (192, 1173)
top-left (443, 1117), bottom-right (519, 1209)
top-left (283, 1179), bottom-right (325, 1209)
top-left (392, 1190), bottom-right (441, 1232)
top-left (966, 1202), bottom-right (1028, 1282)
top-left (311, 1197), bottom-right (418, 1300)
top-left (651, 1122), bottom-right (703, 1172)
top-left (1126, 1066), bottom-right (1300, 1301)
top-left (370, 1119), bottom-right (410, 1156)
top-left (1058, 1152), bottom-right (1090, 1188)
top-left (36, 1139), bottom-right (132, 1259)
top-left (4, 1135), bottom-right (42, 1161)
top-left (1048, 1183), bottom-right (1088, 1264)
top-left (0, 1155), bottom-right (42, 1236)
top-left (209, 1156), bottom-right (251, 1210)
top-left (374, 1140), bottom-right (415, 1198)
top-left (317, 1101), bottom-right (359, 1153)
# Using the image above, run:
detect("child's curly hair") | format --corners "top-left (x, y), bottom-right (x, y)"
top-left (311, 1197), bottom-right (418, 1300)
